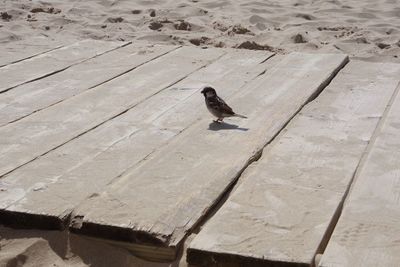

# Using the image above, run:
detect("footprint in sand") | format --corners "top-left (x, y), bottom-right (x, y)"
top-left (236, 41), bottom-right (275, 51)
top-left (1, 12), bottom-right (12, 21)
top-left (30, 7), bottom-right (61, 14)
top-left (174, 20), bottom-right (191, 31)
top-left (189, 36), bottom-right (210, 46)
top-left (249, 15), bottom-right (267, 24)
top-left (377, 42), bottom-right (391, 49)
top-left (149, 21), bottom-right (163, 30)
top-left (107, 17), bottom-right (124, 23)
top-left (229, 25), bottom-right (252, 35)
top-left (292, 33), bottom-right (307, 43)
top-left (295, 13), bottom-right (315, 20)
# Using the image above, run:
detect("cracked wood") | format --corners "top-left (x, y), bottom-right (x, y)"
top-left (0, 49), bottom-right (273, 231)
top-left (320, 66), bottom-right (400, 267)
top-left (0, 43), bottom-right (177, 126)
top-left (0, 39), bottom-right (126, 93)
top-left (70, 53), bottom-right (348, 259)
top-left (187, 61), bottom-right (400, 267)
top-left (0, 46), bottom-right (222, 178)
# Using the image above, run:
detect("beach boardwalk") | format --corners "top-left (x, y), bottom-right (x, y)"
top-left (0, 39), bottom-right (399, 266)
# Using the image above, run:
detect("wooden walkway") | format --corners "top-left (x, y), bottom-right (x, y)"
top-left (0, 39), bottom-right (399, 266)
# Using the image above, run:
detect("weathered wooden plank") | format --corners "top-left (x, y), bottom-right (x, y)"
top-left (70, 53), bottom-right (348, 260)
top-left (0, 39), bottom-right (126, 93)
top-left (0, 50), bottom-right (275, 230)
top-left (319, 79), bottom-right (400, 267)
top-left (0, 43), bottom-right (177, 126)
top-left (0, 37), bottom-right (64, 67)
top-left (187, 61), bottom-right (400, 267)
top-left (0, 46), bottom-right (223, 178)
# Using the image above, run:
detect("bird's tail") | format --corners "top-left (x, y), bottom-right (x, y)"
top-left (234, 113), bottom-right (247, 119)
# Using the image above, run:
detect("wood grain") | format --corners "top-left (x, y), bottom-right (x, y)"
top-left (0, 49), bottom-right (273, 231)
top-left (187, 61), bottom-right (400, 267)
top-left (320, 68), bottom-right (400, 267)
top-left (0, 39), bottom-right (126, 93)
top-left (0, 46), bottom-right (222, 178)
top-left (70, 53), bottom-right (348, 260)
top-left (0, 37), bottom-right (64, 67)
top-left (0, 43), bottom-right (177, 126)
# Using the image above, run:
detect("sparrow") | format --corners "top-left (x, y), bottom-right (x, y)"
top-left (201, 86), bottom-right (247, 122)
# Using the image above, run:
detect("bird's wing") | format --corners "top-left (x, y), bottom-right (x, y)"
top-left (213, 96), bottom-right (235, 115)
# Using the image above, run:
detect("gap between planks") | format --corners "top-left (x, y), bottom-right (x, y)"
top-left (186, 60), bottom-right (400, 267)
top-left (0, 48), bottom-right (276, 262)
top-left (69, 53), bottom-right (348, 261)
top-left (0, 50), bottom-right (346, 264)
top-left (184, 56), bottom-right (348, 267)
top-left (314, 72), bottom-right (400, 266)
top-left (187, 54), bottom-right (349, 250)
top-left (0, 46), bottom-right (223, 179)
top-left (0, 40), bottom-right (130, 94)
top-left (0, 44), bottom-right (181, 127)
top-left (0, 37), bottom-right (67, 68)
top-left (0, 45), bottom-right (64, 68)
top-left (64, 53), bottom-right (276, 261)
top-left (0, 48), bottom-right (274, 227)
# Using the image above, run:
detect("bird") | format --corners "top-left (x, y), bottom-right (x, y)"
top-left (201, 86), bottom-right (247, 122)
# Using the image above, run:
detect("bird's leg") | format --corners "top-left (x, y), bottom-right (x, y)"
top-left (213, 118), bottom-right (223, 123)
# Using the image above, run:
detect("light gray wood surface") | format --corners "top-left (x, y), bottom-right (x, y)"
top-left (319, 74), bottom-right (400, 267)
top-left (0, 46), bottom-right (222, 178)
top-left (0, 50), bottom-right (274, 230)
top-left (187, 61), bottom-right (400, 266)
top-left (70, 53), bottom-right (348, 258)
top-left (0, 43), bottom-right (177, 126)
top-left (0, 39), bottom-right (125, 93)
top-left (0, 37), bottom-right (64, 67)
top-left (3, 39), bottom-right (396, 265)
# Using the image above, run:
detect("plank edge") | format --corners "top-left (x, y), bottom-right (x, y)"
top-left (186, 247), bottom-right (309, 267)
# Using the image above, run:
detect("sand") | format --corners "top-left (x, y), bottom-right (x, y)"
top-left (1, 0), bottom-right (400, 266)
top-left (1, 0), bottom-right (400, 62)
top-left (0, 225), bottom-right (192, 267)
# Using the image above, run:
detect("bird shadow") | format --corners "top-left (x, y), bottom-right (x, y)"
top-left (208, 121), bottom-right (249, 131)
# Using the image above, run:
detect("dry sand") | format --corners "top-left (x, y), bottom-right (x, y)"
top-left (1, 0), bottom-right (400, 62)
top-left (0, 226), bottom-right (191, 267)
top-left (1, 0), bottom-right (400, 266)
top-left (1, 226), bottom-right (112, 267)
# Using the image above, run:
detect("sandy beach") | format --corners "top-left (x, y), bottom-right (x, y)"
top-left (1, 0), bottom-right (400, 266)
top-left (1, 0), bottom-right (400, 62)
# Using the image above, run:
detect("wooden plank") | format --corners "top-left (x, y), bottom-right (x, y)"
top-left (0, 37), bottom-right (64, 67)
top-left (0, 43), bottom-right (177, 126)
top-left (0, 46), bottom-right (222, 176)
top-left (0, 50), bottom-right (275, 230)
top-left (319, 78), bottom-right (400, 267)
top-left (70, 53), bottom-right (348, 260)
top-left (187, 61), bottom-right (400, 267)
top-left (0, 39), bottom-right (126, 93)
